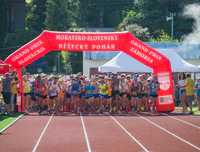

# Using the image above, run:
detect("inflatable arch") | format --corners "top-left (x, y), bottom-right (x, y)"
top-left (4, 31), bottom-right (174, 112)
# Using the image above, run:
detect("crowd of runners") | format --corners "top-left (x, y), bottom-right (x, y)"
top-left (1, 71), bottom-right (200, 116)
top-left (21, 72), bottom-right (160, 115)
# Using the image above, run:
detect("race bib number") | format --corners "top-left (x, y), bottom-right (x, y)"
top-left (102, 89), bottom-right (106, 93)
top-left (152, 88), bottom-right (157, 92)
top-left (52, 88), bottom-right (57, 93)
top-left (132, 91), bottom-right (137, 96)
top-left (72, 91), bottom-right (78, 94)
top-left (86, 90), bottom-right (91, 94)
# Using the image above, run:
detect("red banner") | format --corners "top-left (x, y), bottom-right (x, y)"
top-left (0, 64), bottom-right (12, 74)
top-left (4, 31), bottom-right (174, 112)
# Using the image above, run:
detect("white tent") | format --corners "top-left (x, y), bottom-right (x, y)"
top-left (99, 49), bottom-right (200, 73)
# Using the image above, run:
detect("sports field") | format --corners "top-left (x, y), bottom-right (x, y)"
top-left (0, 111), bottom-right (199, 152)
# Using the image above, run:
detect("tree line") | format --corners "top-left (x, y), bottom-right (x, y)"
top-left (0, 0), bottom-right (198, 73)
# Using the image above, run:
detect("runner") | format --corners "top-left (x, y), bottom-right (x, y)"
top-left (125, 75), bottom-right (132, 113)
top-left (92, 75), bottom-right (99, 112)
top-left (22, 75), bottom-right (31, 112)
top-left (65, 76), bottom-right (73, 112)
top-left (119, 73), bottom-right (127, 113)
top-left (111, 74), bottom-right (120, 113)
top-left (58, 77), bottom-right (66, 112)
top-left (83, 78), bottom-right (93, 113)
top-left (48, 76), bottom-right (61, 114)
top-left (99, 76), bottom-right (108, 113)
top-left (32, 75), bottom-right (46, 114)
top-left (138, 74), bottom-right (145, 112)
top-left (149, 75), bottom-right (160, 114)
top-left (105, 76), bottom-right (112, 113)
top-left (144, 79), bottom-right (151, 112)
top-left (70, 77), bottom-right (81, 113)
top-left (130, 76), bottom-right (140, 113)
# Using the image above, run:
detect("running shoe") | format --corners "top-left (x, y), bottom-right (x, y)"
top-left (118, 109), bottom-right (121, 114)
top-left (114, 106), bottom-right (116, 112)
top-left (151, 110), bottom-right (155, 114)
top-left (109, 108), bottom-right (113, 113)
top-left (2, 113), bottom-right (7, 116)
top-left (188, 111), bottom-right (194, 115)
top-left (132, 107), bottom-right (135, 112)
top-left (77, 108), bottom-right (81, 113)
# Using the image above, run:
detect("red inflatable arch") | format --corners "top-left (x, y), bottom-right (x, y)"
top-left (4, 31), bottom-right (174, 112)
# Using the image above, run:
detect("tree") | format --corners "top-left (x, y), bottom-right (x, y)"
top-left (77, 0), bottom-right (134, 27)
top-left (45, 0), bottom-right (76, 31)
top-left (136, 0), bottom-right (199, 39)
top-left (119, 24), bottom-right (151, 41)
top-left (1, 29), bottom-right (39, 60)
top-left (26, 0), bottom-right (47, 32)
top-left (150, 30), bottom-right (179, 42)
top-left (0, 0), bottom-right (6, 48)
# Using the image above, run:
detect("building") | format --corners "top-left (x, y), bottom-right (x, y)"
top-left (3, 0), bottom-right (25, 33)
top-left (83, 42), bottom-right (200, 77)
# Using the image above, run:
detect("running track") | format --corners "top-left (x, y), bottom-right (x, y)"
top-left (0, 112), bottom-right (200, 152)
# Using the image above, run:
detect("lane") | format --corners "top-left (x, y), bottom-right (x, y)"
top-left (83, 115), bottom-right (146, 152)
top-left (36, 115), bottom-right (87, 152)
top-left (0, 114), bottom-right (51, 152)
top-left (138, 114), bottom-right (200, 150)
top-left (164, 113), bottom-right (200, 128)
top-left (113, 115), bottom-right (198, 152)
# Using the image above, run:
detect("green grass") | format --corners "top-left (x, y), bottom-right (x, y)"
top-left (0, 112), bottom-right (24, 131)
top-left (175, 106), bottom-right (200, 115)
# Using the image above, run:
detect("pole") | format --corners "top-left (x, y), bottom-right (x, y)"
top-left (170, 13), bottom-right (175, 40)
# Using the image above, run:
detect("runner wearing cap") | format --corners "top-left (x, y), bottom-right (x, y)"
top-left (149, 76), bottom-right (160, 114)
top-left (119, 74), bottom-right (127, 113)
top-left (130, 76), bottom-right (141, 113)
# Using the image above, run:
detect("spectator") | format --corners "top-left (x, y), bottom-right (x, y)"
top-left (179, 73), bottom-right (195, 115)
top-left (194, 77), bottom-right (200, 111)
top-left (2, 73), bottom-right (13, 116)
top-left (11, 70), bottom-right (19, 113)
top-left (177, 72), bottom-right (187, 113)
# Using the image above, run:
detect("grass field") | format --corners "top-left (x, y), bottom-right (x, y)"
top-left (175, 106), bottom-right (200, 115)
top-left (0, 112), bottom-right (24, 131)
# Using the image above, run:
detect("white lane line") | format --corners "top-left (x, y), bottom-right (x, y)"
top-left (162, 113), bottom-right (200, 130)
top-left (0, 112), bottom-right (26, 134)
top-left (32, 113), bottom-right (54, 152)
top-left (137, 114), bottom-right (200, 151)
top-left (80, 113), bottom-right (92, 152)
top-left (108, 113), bottom-right (149, 152)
